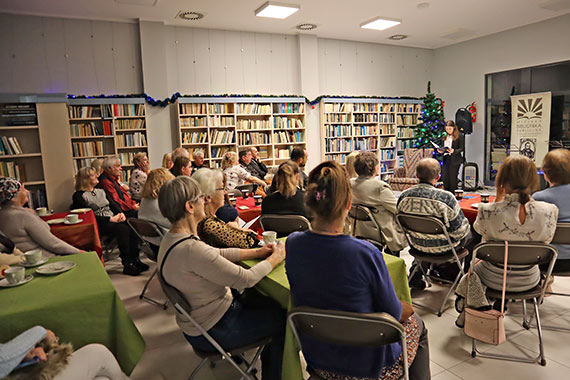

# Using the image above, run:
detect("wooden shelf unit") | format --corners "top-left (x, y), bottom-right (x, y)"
top-left (320, 98), bottom-right (422, 177)
top-left (176, 97), bottom-right (306, 169)
top-left (67, 98), bottom-right (148, 183)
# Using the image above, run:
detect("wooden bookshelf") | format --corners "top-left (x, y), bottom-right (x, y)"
top-left (176, 97), bottom-right (306, 169)
top-left (320, 98), bottom-right (421, 178)
top-left (67, 99), bottom-right (148, 183)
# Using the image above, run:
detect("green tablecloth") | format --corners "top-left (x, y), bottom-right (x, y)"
top-left (0, 252), bottom-right (145, 375)
top-left (242, 251), bottom-right (411, 380)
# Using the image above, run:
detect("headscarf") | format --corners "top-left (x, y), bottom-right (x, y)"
top-left (0, 178), bottom-right (21, 204)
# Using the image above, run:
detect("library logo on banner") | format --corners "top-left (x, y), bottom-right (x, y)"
top-left (510, 92), bottom-right (551, 167)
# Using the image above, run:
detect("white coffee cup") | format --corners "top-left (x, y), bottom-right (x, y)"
top-left (24, 249), bottom-right (42, 265)
top-left (36, 207), bottom-right (47, 216)
top-left (65, 214), bottom-right (79, 224)
top-left (254, 195), bottom-right (262, 206)
top-left (262, 231), bottom-right (277, 244)
top-left (229, 197), bottom-right (237, 207)
top-left (5, 266), bottom-right (25, 284)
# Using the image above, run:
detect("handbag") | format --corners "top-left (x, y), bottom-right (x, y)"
top-left (197, 216), bottom-right (259, 249)
top-left (464, 241), bottom-right (508, 345)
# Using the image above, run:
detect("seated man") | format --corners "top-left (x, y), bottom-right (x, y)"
top-left (397, 158), bottom-right (470, 288)
top-left (239, 148), bottom-right (264, 180)
top-left (250, 147), bottom-right (268, 179)
top-left (191, 150), bottom-right (208, 174)
top-left (98, 156), bottom-right (139, 218)
top-left (290, 147), bottom-right (308, 189)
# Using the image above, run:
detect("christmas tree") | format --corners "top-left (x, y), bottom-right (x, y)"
top-left (414, 81), bottom-right (445, 150)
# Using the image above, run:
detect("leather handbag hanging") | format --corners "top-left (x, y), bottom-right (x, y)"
top-left (464, 241), bottom-right (508, 345)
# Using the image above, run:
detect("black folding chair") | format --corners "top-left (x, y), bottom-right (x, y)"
top-left (259, 214), bottom-right (311, 238)
top-left (347, 204), bottom-right (385, 250)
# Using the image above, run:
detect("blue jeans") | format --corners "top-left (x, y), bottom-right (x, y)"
top-left (184, 292), bottom-right (286, 380)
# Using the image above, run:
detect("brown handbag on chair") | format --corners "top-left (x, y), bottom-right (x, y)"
top-left (464, 241), bottom-right (508, 345)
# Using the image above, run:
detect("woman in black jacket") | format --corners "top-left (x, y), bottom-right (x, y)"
top-left (72, 167), bottom-right (146, 276)
top-left (438, 120), bottom-right (465, 192)
top-left (261, 161), bottom-right (309, 220)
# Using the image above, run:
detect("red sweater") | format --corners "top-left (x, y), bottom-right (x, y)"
top-left (99, 172), bottom-right (138, 212)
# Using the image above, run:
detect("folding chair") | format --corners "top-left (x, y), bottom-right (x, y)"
top-left (157, 267), bottom-right (269, 380)
top-left (288, 306), bottom-right (409, 380)
top-left (347, 204), bottom-right (385, 251)
top-left (396, 213), bottom-right (469, 316)
top-left (236, 184), bottom-right (256, 197)
top-left (259, 214), bottom-right (311, 237)
top-left (127, 218), bottom-right (168, 309)
top-left (470, 241), bottom-right (557, 366)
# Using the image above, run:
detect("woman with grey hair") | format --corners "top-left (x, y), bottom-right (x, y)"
top-left (98, 156), bottom-right (139, 218)
top-left (129, 152), bottom-right (150, 202)
top-left (157, 176), bottom-right (286, 380)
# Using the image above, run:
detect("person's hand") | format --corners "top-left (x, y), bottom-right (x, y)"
top-left (133, 203), bottom-right (140, 211)
top-left (266, 241), bottom-right (286, 268)
top-left (448, 148), bottom-right (454, 154)
top-left (256, 244), bottom-right (274, 258)
top-left (437, 148), bottom-right (444, 154)
top-left (110, 213), bottom-right (126, 223)
top-left (122, 184), bottom-right (130, 191)
top-left (25, 347), bottom-right (47, 362)
top-left (45, 330), bottom-right (59, 344)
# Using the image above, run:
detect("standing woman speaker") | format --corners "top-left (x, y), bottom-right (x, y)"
top-left (438, 120), bottom-right (465, 192)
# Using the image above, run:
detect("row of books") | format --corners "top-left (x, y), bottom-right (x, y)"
top-left (355, 137), bottom-right (378, 150)
top-left (275, 103), bottom-right (304, 114)
top-left (27, 188), bottom-right (47, 209)
top-left (258, 146), bottom-right (269, 159)
top-left (353, 103), bottom-right (377, 112)
top-left (398, 115), bottom-right (418, 125)
top-left (116, 133), bottom-right (147, 147)
top-left (72, 141), bottom-right (105, 157)
top-left (323, 103), bottom-right (420, 114)
top-left (273, 117), bottom-right (304, 129)
top-left (380, 149), bottom-right (396, 160)
top-left (325, 114), bottom-right (350, 123)
top-left (324, 103), bottom-right (351, 113)
top-left (396, 104), bottom-right (421, 113)
top-left (108, 104), bottom-right (145, 117)
top-left (325, 139), bottom-right (354, 152)
top-left (325, 125), bottom-right (351, 137)
top-left (397, 139), bottom-right (415, 150)
top-left (0, 136), bottom-right (24, 155)
top-left (1, 104), bottom-right (37, 126)
top-left (180, 104), bottom-right (207, 114)
top-left (182, 132), bottom-right (208, 144)
top-left (276, 149), bottom-right (291, 159)
top-left (236, 104), bottom-right (272, 114)
top-left (211, 146), bottom-right (233, 158)
top-left (380, 162), bottom-right (394, 173)
top-left (380, 125), bottom-right (396, 135)
top-left (68, 106), bottom-right (101, 119)
top-left (116, 119), bottom-right (145, 130)
top-left (70, 121), bottom-right (112, 137)
top-left (211, 130), bottom-right (235, 145)
top-left (274, 131), bottom-right (304, 144)
top-left (354, 114), bottom-right (378, 123)
top-left (0, 161), bottom-right (26, 181)
top-left (208, 116), bottom-right (234, 126)
top-left (326, 153), bottom-right (347, 164)
top-left (354, 126), bottom-right (378, 136)
top-left (181, 117), bottom-right (207, 127)
top-left (238, 132), bottom-right (270, 145)
top-left (119, 152), bottom-right (136, 166)
top-left (397, 127), bottom-right (415, 138)
top-left (380, 137), bottom-right (396, 148)
top-left (237, 120), bottom-right (271, 130)
top-left (208, 104), bottom-right (233, 114)
top-left (73, 157), bottom-right (98, 173)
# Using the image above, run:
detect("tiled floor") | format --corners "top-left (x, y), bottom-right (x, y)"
top-left (108, 245), bottom-right (570, 380)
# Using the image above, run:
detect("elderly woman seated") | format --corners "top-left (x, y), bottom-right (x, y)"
top-left (157, 176), bottom-right (286, 379)
top-left (192, 168), bottom-right (259, 248)
top-left (129, 152), bottom-right (150, 202)
top-left (0, 177), bottom-right (80, 259)
top-left (222, 151), bottom-right (266, 193)
top-left (285, 161), bottom-right (430, 380)
top-left (138, 168), bottom-right (175, 246)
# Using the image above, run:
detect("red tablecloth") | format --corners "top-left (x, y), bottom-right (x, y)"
top-left (459, 194), bottom-right (496, 225)
top-left (236, 196), bottom-right (262, 232)
top-left (41, 210), bottom-right (103, 259)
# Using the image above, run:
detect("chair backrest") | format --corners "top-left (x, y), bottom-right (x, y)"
top-left (473, 241), bottom-right (557, 267)
top-left (552, 223), bottom-right (570, 245)
top-left (396, 213), bottom-right (445, 235)
top-left (288, 306), bottom-right (408, 380)
top-left (127, 218), bottom-right (165, 260)
top-left (260, 214), bottom-right (311, 236)
top-left (235, 183), bottom-right (256, 195)
top-left (347, 204), bottom-right (382, 240)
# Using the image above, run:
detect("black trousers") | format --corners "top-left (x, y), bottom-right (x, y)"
top-left (98, 221), bottom-right (140, 264)
top-left (442, 158), bottom-right (461, 192)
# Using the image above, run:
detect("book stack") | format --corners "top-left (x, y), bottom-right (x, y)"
top-left (180, 104), bottom-right (207, 114)
top-left (210, 130), bottom-right (235, 144)
top-left (68, 106), bottom-right (101, 119)
top-left (115, 119), bottom-right (145, 130)
top-left (182, 132), bottom-right (208, 144)
top-left (0, 136), bottom-right (24, 155)
top-left (0, 161), bottom-right (26, 181)
top-left (237, 104), bottom-right (271, 114)
top-left (72, 141), bottom-right (104, 157)
top-left (1, 104), bottom-right (37, 126)
top-left (116, 132), bottom-right (147, 147)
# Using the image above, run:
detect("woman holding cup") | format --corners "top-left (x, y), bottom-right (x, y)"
top-left (0, 177), bottom-right (80, 259)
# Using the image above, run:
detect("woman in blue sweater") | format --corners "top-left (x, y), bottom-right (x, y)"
top-left (286, 161), bottom-right (430, 380)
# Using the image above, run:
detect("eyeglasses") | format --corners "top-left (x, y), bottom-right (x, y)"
top-left (215, 187), bottom-right (226, 192)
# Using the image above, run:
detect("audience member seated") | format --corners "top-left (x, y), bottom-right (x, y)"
top-left (98, 156), bottom-right (139, 218)
top-left (345, 150), bottom-right (359, 179)
top-left (162, 153), bottom-right (173, 170)
top-left (138, 168), bottom-right (175, 246)
top-left (473, 155), bottom-right (558, 293)
top-left (0, 326), bottom-right (130, 380)
top-left (129, 152), bottom-right (150, 202)
top-left (190, 150), bottom-right (208, 175)
top-left (171, 156), bottom-right (192, 177)
top-left (239, 148), bottom-right (265, 179)
top-left (261, 161), bottom-right (309, 220)
top-left (73, 167), bottom-right (146, 276)
top-left (222, 151), bottom-right (266, 192)
top-left (290, 147), bottom-right (308, 189)
top-left (533, 148), bottom-right (570, 273)
top-left (0, 177), bottom-right (81, 258)
top-left (91, 158), bottom-right (104, 177)
top-left (157, 176), bottom-right (286, 380)
top-left (351, 151), bottom-right (407, 256)
top-left (170, 147), bottom-right (190, 176)
top-left (397, 158), bottom-right (470, 288)
top-left (193, 168), bottom-right (258, 248)
top-left (286, 161), bottom-right (430, 380)
top-left (250, 147), bottom-right (268, 179)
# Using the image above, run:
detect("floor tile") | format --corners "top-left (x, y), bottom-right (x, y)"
top-left (433, 370), bottom-right (464, 380)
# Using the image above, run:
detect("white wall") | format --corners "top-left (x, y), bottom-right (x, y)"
top-left (431, 13), bottom-right (570, 181)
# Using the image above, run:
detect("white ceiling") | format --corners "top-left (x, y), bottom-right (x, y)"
top-left (1, 0), bottom-right (569, 49)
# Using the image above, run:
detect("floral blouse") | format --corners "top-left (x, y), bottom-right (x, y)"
top-left (223, 165), bottom-right (250, 191)
top-left (129, 168), bottom-right (147, 201)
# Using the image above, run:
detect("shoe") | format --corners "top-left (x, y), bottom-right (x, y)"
top-left (408, 263), bottom-right (427, 290)
top-left (123, 262), bottom-right (142, 276)
top-left (134, 259), bottom-right (149, 272)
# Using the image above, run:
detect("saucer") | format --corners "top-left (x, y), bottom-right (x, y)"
top-left (36, 261), bottom-right (76, 275)
top-left (47, 218), bottom-right (66, 225)
top-left (70, 208), bottom-right (91, 214)
top-left (0, 274), bottom-right (34, 288)
top-left (19, 258), bottom-right (48, 268)
top-left (63, 219), bottom-right (83, 225)
top-left (471, 203), bottom-right (482, 209)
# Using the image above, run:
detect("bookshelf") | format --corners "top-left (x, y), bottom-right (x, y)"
top-left (176, 97), bottom-right (306, 168)
top-left (67, 99), bottom-right (148, 183)
top-left (320, 98), bottom-right (422, 177)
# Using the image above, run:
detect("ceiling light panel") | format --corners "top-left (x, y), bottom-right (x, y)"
top-left (360, 17), bottom-right (401, 31)
top-left (255, 2), bottom-right (300, 19)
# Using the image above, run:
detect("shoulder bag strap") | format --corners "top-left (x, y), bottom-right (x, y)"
top-left (500, 241), bottom-right (509, 314)
top-left (159, 235), bottom-right (197, 287)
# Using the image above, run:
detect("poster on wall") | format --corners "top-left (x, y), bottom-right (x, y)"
top-left (510, 91), bottom-right (551, 167)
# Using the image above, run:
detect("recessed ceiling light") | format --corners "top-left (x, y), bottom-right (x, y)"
top-left (388, 34), bottom-right (408, 40)
top-left (255, 2), bottom-right (300, 19)
top-left (177, 11), bottom-right (204, 21)
top-left (360, 17), bottom-right (401, 31)
top-left (296, 23), bottom-right (317, 31)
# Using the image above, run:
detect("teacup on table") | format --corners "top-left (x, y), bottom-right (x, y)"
top-left (241, 190), bottom-right (249, 199)
top-left (480, 193), bottom-right (490, 203)
top-left (262, 231), bottom-right (277, 245)
top-left (36, 207), bottom-right (48, 216)
top-left (254, 195), bottom-right (262, 206)
top-left (229, 197), bottom-right (237, 207)
top-left (5, 266), bottom-right (25, 284)
top-left (24, 249), bottom-right (42, 265)
top-left (65, 214), bottom-right (79, 224)
top-left (454, 189), bottom-right (464, 200)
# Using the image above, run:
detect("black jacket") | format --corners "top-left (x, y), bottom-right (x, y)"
top-left (441, 134), bottom-right (465, 165)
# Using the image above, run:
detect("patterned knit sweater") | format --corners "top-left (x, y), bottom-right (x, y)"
top-left (397, 182), bottom-right (470, 254)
